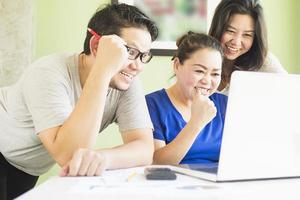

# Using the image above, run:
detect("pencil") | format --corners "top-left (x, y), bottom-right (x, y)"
top-left (126, 171), bottom-right (137, 182)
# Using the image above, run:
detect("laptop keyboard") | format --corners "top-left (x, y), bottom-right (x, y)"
top-left (189, 165), bottom-right (218, 174)
top-left (196, 166), bottom-right (218, 174)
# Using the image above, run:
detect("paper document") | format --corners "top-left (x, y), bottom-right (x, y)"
top-left (66, 166), bottom-right (219, 194)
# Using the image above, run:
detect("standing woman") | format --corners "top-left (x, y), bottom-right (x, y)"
top-left (209, 0), bottom-right (286, 93)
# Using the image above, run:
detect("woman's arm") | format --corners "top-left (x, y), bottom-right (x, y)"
top-left (260, 52), bottom-right (288, 73)
top-left (153, 89), bottom-right (217, 165)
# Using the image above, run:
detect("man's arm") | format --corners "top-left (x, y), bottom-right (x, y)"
top-left (60, 128), bottom-right (154, 176)
top-left (38, 72), bottom-right (109, 166)
top-left (38, 35), bottom-right (128, 167)
top-left (103, 128), bottom-right (154, 168)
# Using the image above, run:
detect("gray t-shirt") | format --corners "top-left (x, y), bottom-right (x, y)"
top-left (0, 53), bottom-right (153, 176)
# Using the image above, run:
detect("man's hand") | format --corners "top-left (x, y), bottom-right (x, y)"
top-left (60, 148), bottom-right (109, 177)
top-left (93, 34), bottom-right (129, 78)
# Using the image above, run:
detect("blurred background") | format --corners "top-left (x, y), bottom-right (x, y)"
top-left (0, 0), bottom-right (299, 183)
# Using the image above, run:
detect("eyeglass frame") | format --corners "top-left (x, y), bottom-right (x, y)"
top-left (87, 28), bottom-right (153, 64)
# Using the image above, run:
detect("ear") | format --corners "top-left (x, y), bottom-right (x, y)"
top-left (173, 57), bottom-right (181, 73)
top-left (89, 36), bottom-right (99, 56)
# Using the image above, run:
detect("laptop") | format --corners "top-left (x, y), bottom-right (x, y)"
top-left (171, 71), bottom-right (300, 182)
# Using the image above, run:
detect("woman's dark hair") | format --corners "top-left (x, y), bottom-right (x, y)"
top-left (173, 31), bottom-right (224, 64)
top-left (209, 0), bottom-right (267, 71)
top-left (83, 3), bottom-right (158, 54)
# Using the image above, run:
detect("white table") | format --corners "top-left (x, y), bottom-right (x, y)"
top-left (17, 166), bottom-right (300, 200)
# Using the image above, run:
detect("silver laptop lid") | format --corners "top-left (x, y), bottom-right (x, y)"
top-left (218, 71), bottom-right (300, 181)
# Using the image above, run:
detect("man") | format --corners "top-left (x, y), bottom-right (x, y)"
top-left (0, 3), bottom-right (158, 199)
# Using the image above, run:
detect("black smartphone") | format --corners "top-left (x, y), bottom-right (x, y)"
top-left (144, 167), bottom-right (177, 180)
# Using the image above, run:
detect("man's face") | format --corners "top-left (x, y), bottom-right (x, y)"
top-left (109, 27), bottom-right (152, 91)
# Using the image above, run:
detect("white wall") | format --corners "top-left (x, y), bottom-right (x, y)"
top-left (0, 0), bottom-right (33, 86)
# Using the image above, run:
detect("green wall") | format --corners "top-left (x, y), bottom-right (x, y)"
top-left (261, 0), bottom-right (299, 73)
top-left (34, 0), bottom-right (108, 58)
top-left (34, 0), bottom-right (299, 184)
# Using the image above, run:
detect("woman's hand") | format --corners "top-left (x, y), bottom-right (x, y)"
top-left (190, 87), bottom-right (217, 125)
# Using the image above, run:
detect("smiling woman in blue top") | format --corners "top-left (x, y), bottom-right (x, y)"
top-left (146, 32), bottom-right (227, 165)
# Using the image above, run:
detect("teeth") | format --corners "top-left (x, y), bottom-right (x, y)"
top-left (195, 87), bottom-right (209, 95)
top-left (227, 46), bottom-right (238, 52)
top-left (120, 71), bottom-right (133, 79)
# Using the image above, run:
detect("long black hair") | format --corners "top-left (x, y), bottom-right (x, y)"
top-left (209, 0), bottom-right (267, 72)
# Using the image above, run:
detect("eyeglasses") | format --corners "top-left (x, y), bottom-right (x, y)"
top-left (87, 28), bottom-right (153, 64)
